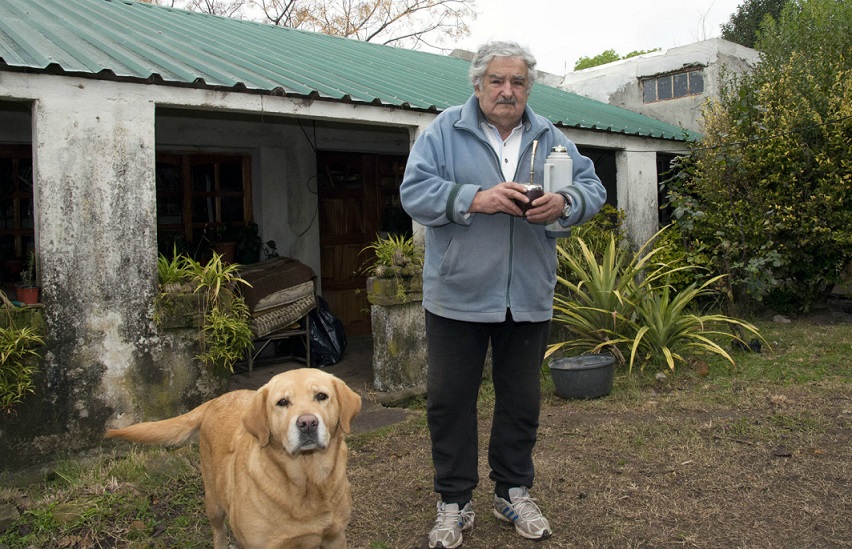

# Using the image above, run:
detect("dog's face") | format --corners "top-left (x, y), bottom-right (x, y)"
top-left (243, 369), bottom-right (362, 455)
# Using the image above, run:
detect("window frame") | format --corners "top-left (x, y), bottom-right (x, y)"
top-left (156, 152), bottom-right (253, 247)
top-left (642, 68), bottom-right (705, 104)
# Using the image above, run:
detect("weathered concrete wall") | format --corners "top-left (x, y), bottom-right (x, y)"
top-left (0, 83), bottom-right (226, 471)
top-left (560, 38), bottom-right (760, 134)
top-left (370, 301), bottom-right (427, 392)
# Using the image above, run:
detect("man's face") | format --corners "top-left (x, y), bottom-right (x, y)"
top-left (474, 56), bottom-right (531, 130)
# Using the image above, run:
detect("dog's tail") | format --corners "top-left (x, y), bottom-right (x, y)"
top-left (106, 400), bottom-right (213, 447)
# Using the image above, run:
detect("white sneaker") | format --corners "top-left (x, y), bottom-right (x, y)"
top-left (428, 500), bottom-right (475, 549)
top-left (493, 486), bottom-right (552, 540)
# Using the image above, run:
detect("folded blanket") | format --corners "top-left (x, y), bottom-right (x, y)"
top-left (238, 257), bottom-right (318, 337)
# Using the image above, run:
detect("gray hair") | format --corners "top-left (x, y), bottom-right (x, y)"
top-left (469, 41), bottom-right (537, 91)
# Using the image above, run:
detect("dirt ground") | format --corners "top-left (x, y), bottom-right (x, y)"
top-left (341, 302), bottom-right (852, 548)
top-left (344, 382), bottom-right (851, 549)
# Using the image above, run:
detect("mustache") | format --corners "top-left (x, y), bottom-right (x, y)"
top-left (496, 97), bottom-right (517, 105)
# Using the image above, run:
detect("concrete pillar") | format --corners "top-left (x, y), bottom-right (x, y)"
top-left (615, 150), bottom-right (658, 249)
top-left (26, 82), bottom-right (160, 452)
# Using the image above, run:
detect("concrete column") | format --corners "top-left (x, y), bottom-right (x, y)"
top-left (31, 81), bottom-right (159, 447)
top-left (615, 150), bottom-right (658, 249)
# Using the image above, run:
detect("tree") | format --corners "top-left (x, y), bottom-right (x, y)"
top-left (573, 48), bottom-right (659, 71)
top-left (151, 0), bottom-right (249, 17)
top-left (154, 0), bottom-right (475, 49)
top-left (720, 0), bottom-right (791, 48)
top-left (667, 0), bottom-right (852, 312)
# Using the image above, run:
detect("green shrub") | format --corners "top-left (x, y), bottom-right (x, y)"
top-left (664, 0), bottom-right (852, 312)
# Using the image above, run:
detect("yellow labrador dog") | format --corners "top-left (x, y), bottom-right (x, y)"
top-left (106, 368), bottom-right (361, 549)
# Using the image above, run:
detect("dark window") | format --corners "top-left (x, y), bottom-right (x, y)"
top-left (0, 145), bottom-right (35, 282)
top-left (673, 72), bottom-right (689, 98)
top-left (642, 69), bottom-right (705, 103)
top-left (690, 71), bottom-right (704, 94)
top-left (156, 153), bottom-right (251, 256)
top-left (643, 79), bottom-right (657, 103)
top-left (657, 77), bottom-right (673, 100)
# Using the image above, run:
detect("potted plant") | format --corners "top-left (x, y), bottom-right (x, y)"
top-left (16, 252), bottom-right (39, 305)
top-left (361, 233), bottom-right (424, 305)
top-left (154, 248), bottom-right (254, 373)
top-left (204, 225), bottom-right (237, 264)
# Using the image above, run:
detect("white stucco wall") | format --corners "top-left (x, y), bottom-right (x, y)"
top-left (560, 39), bottom-right (760, 133)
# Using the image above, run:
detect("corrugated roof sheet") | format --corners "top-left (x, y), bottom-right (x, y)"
top-left (0, 0), bottom-right (690, 140)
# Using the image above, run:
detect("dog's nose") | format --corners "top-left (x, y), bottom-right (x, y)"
top-left (296, 414), bottom-right (319, 434)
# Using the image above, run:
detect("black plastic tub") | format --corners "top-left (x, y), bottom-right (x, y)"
top-left (549, 354), bottom-right (616, 399)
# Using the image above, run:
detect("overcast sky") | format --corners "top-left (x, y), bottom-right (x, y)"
top-left (437, 0), bottom-right (745, 75)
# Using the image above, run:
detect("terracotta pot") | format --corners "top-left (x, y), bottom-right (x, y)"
top-left (16, 286), bottom-right (40, 305)
top-left (211, 242), bottom-right (237, 264)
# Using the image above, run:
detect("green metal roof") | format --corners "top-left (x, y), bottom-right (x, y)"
top-left (0, 0), bottom-right (689, 141)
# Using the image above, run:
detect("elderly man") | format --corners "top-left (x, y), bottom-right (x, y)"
top-left (400, 41), bottom-right (606, 548)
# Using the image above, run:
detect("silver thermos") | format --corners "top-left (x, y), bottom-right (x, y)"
top-left (543, 145), bottom-right (573, 236)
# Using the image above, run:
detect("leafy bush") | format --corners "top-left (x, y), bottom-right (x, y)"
top-left (665, 0), bottom-right (852, 312)
top-left (647, 224), bottom-right (713, 294)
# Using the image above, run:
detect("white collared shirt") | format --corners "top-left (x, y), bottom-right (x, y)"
top-left (481, 121), bottom-right (524, 182)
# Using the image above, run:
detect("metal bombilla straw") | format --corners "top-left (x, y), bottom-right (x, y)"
top-left (529, 139), bottom-right (538, 185)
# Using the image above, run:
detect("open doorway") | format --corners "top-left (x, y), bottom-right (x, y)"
top-left (317, 150), bottom-right (410, 336)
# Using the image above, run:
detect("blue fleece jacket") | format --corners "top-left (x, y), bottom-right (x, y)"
top-left (400, 93), bottom-right (606, 323)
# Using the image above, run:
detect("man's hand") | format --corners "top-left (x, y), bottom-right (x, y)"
top-left (469, 182), bottom-right (528, 215)
top-left (524, 192), bottom-right (566, 224)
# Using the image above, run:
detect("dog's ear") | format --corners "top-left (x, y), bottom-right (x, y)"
top-left (333, 378), bottom-right (362, 435)
top-left (243, 387), bottom-right (271, 447)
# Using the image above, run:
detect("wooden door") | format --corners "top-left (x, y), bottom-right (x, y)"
top-left (317, 151), bottom-right (409, 336)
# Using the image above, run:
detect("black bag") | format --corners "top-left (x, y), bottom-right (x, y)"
top-left (293, 295), bottom-right (347, 367)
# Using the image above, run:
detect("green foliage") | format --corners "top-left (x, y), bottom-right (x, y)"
top-left (360, 233), bottom-right (424, 300)
top-left (157, 245), bottom-right (192, 289)
top-left (197, 300), bottom-right (254, 370)
top-left (648, 224), bottom-right (712, 293)
top-left (720, 0), bottom-right (791, 48)
top-left (549, 228), bottom-right (764, 373)
top-left (156, 250), bottom-right (254, 372)
top-left (0, 291), bottom-right (44, 414)
top-left (573, 48), bottom-right (660, 71)
top-left (359, 233), bottom-right (423, 280)
top-left (666, 0), bottom-right (852, 312)
top-left (556, 204), bottom-right (625, 283)
top-left (574, 49), bottom-right (620, 71)
top-left (626, 275), bottom-right (763, 372)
